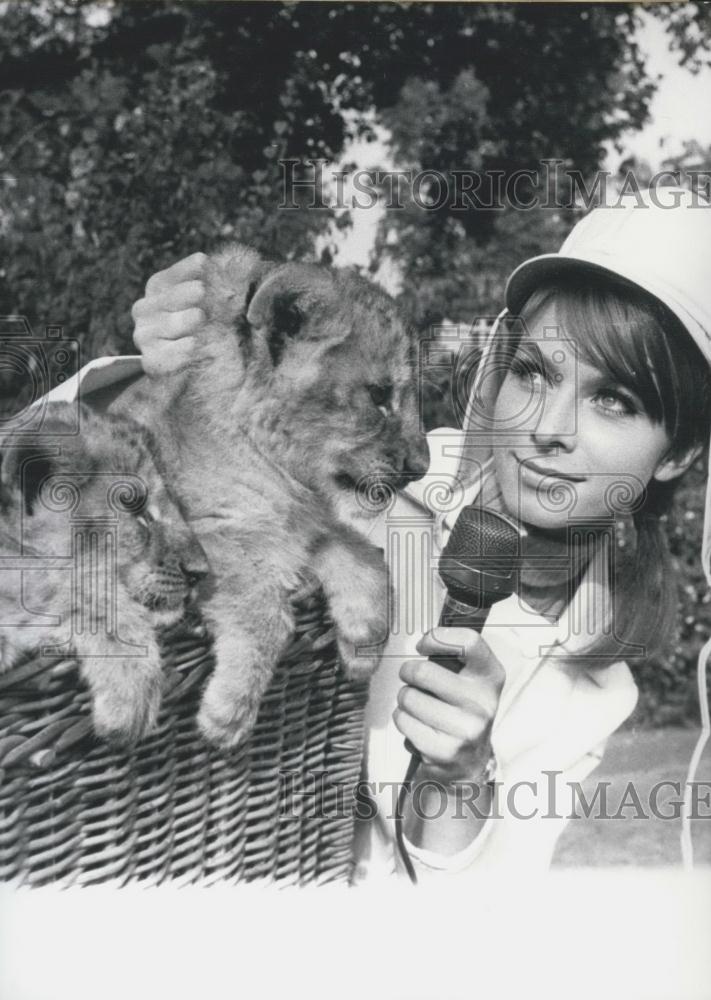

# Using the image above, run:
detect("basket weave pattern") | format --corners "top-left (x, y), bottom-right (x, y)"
top-left (0, 585), bottom-right (370, 887)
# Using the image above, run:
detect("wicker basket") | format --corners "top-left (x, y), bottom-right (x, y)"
top-left (0, 581), bottom-right (370, 887)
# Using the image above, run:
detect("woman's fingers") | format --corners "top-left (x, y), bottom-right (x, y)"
top-left (396, 684), bottom-right (490, 742)
top-left (132, 280), bottom-right (207, 320)
top-left (392, 707), bottom-right (462, 765)
top-left (400, 656), bottom-right (488, 707)
top-left (144, 252), bottom-right (208, 295)
top-left (132, 254), bottom-right (210, 376)
top-left (416, 627), bottom-right (480, 660)
top-left (395, 629), bottom-right (507, 767)
top-left (133, 307), bottom-right (206, 348)
top-left (416, 628), bottom-right (506, 690)
top-left (394, 665), bottom-right (497, 777)
top-left (399, 657), bottom-right (501, 720)
top-left (138, 336), bottom-right (199, 378)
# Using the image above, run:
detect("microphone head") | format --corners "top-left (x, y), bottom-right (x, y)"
top-left (439, 505), bottom-right (526, 609)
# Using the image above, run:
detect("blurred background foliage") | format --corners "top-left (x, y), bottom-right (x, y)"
top-left (1, 0), bottom-right (710, 723)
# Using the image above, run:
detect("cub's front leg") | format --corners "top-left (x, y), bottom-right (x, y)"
top-left (196, 570), bottom-right (294, 749)
top-left (0, 569), bottom-right (163, 746)
top-left (77, 599), bottom-right (165, 746)
top-left (312, 530), bottom-right (391, 683)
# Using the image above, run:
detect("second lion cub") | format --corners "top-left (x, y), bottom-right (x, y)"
top-left (113, 246), bottom-right (430, 747)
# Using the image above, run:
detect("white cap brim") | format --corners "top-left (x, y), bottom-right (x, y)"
top-left (505, 251), bottom-right (711, 368)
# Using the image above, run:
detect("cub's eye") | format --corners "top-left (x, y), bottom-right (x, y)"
top-left (134, 510), bottom-right (154, 531)
top-left (367, 383), bottom-right (393, 416)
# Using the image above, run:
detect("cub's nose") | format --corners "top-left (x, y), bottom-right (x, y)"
top-left (180, 539), bottom-right (210, 587)
top-left (182, 566), bottom-right (208, 589)
top-left (403, 440), bottom-right (430, 480)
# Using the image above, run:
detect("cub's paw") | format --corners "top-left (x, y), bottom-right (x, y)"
top-left (90, 665), bottom-right (163, 747)
top-left (196, 680), bottom-right (260, 750)
top-left (331, 585), bottom-right (391, 684)
top-left (336, 636), bottom-right (383, 684)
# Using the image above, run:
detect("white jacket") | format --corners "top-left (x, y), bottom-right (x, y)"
top-left (44, 356), bottom-right (640, 883)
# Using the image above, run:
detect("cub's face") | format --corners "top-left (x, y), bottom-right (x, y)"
top-left (271, 278), bottom-right (430, 521)
top-left (0, 405), bottom-right (209, 627)
top-left (207, 250), bottom-right (431, 520)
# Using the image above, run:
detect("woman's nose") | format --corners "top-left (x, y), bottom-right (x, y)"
top-left (530, 385), bottom-right (576, 450)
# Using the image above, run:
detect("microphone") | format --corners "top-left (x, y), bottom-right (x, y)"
top-left (403, 504), bottom-right (525, 753)
top-left (396, 504), bottom-right (526, 882)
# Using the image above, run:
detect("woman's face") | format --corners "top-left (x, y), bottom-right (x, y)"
top-left (492, 301), bottom-right (687, 531)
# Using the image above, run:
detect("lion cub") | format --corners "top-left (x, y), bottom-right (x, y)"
top-left (0, 402), bottom-right (208, 745)
top-left (112, 245), bottom-right (430, 748)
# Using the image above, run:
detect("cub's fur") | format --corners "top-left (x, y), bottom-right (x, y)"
top-left (110, 246), bottom-right (430, 747)
top-left (0, 403), bottom-right (208, 744)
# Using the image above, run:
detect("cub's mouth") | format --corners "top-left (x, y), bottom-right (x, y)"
top-left (141, 591), bottom-right (189, 629)
top-left (332, 469), bottom-right (399, 516)
top-left (131, 579), bottom-right (195, 627)
top-left (122, 562), bottom-right (203, 628)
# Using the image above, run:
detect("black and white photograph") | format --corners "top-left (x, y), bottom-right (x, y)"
top-left (0, 1), bottom-right (710, 998)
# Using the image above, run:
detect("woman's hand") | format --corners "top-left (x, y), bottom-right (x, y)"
top-left (131, 252), bottom-right (209, 377)
top-left (394, 627), bottom-right (506, 785)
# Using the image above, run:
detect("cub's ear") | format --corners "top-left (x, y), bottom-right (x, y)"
top-left (246, 263), bottom-right (343, 366)
top-left (0, 404), bottom-right (88, 515)
top-left (205, 244), bottom-right (276, 327)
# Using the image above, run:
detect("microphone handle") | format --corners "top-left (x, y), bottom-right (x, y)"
top-left (395, 602), bottom-right (492, 883)
top-left (403, 597), bottom-right (489, 758)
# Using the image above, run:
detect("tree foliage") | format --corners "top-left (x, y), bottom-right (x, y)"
top-left (650, 1), bottom-right (711, 72)
top-left (2, 2), bottom-right (701, 356)
top-left (372, 4), bottom-right (659, 330)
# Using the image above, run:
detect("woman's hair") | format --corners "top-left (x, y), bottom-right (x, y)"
top-left (516, 273), bottom-right (711, 667)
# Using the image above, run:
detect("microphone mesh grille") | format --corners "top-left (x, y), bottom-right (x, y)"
top-left (444, 506), bottom-right (523, 569)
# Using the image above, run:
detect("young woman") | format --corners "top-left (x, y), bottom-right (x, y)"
top-left (364, 187), bottom-right (711, 881)
top-left (49, 188), bottom-right (711, 882)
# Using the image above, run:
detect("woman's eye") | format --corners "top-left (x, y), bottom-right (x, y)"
top-left (593, 390), bottom-right (637, 416)
top-left (367, 383), bottom-right (393, 415)
top-left (510, 356), bottom-right (546, 389)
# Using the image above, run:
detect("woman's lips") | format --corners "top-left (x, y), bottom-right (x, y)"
top-left (514, 454), bottom-right (587, 482)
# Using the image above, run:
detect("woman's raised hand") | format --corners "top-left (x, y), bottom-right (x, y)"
top-left (131, 252), bottom-right (209, 377)
top-left (394, 627), bottom-right (506, 784)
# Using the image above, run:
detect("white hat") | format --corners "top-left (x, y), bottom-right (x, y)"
top-left (502, 187), bottom-right (711, 868)
top-left (505, 187), bottom-right (711, 366)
